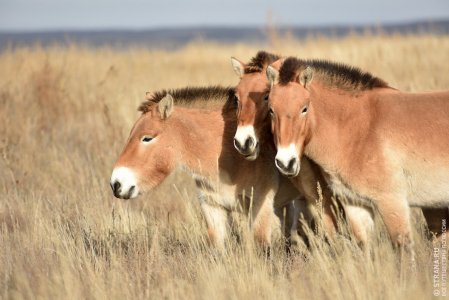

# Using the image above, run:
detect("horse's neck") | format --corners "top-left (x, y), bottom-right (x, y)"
top-left (306, 85), bottom-right (372, 171)
top-left (174, 108), bottom-right (234, 179)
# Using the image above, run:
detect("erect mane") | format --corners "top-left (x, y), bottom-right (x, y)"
top-left (138, 86), bottom-right (235, 113)
top-left (244, 51), bottom-right (281, 74)
top-left (279, 57), bottom-right (389, 91)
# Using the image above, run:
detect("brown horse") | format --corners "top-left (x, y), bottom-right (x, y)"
top-left (231, 51), bottom-right (374, 244)
top-left (110, 86), bottom-right (304, 250)
top-left (267, 57), bottom-right (449, 250)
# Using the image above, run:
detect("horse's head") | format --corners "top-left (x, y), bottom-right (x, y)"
top-left (110, 94), bottom-right (178, 199)
top-left (231, 53), bottom-right (282, 160)
top-left (267, 58), bottom-right (314, 177)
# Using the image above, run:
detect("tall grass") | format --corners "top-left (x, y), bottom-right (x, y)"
top-left (1, 34), bottom-right (449, 299)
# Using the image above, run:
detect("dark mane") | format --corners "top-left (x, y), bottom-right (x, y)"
top-left (138, 86), bottom-right (235, 113)
top-left (244, 51), bottom-right (281, 74)
top-left (279, 57), bottom-right (389, 91)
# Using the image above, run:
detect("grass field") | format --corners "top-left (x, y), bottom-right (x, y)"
top-left (1, 34), bottom-right (449, 299)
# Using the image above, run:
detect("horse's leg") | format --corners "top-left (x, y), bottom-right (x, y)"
top-left (274, 198), bottom-right (303, 251)
top-left (199, 193), bottom-right (229, 250)
top-left (251, 190), bottom-right (275, 251)
top-left (274, 204), bottom-right (292, 249)
top-left (288, 198), bottom-right (304, 247)
top-left (345, 205), bottom-right (374, 246)
top-left (376, 194), bottom-right (414, 255)
top-left (296, 158), bottom-right (339, 238)
top-left (316, 199), bottom-right (338, 240)
top-left (274, 175), bottom-right (305, 251)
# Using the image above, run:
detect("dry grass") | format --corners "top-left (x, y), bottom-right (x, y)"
top-left (1, 34), bottom-right (449, 299)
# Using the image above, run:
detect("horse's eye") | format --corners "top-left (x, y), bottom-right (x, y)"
top-left (263, 94), bottom-right (269, 101)
top-left (141, 136), bottom-right (153, 143)
top-left (301, 106), bottom-right (308, 116)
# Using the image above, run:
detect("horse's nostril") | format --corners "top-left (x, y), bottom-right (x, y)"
top-left (287, 158), bottom-right (297, 170)
top-left (129, 185), bottom-right (135, 196)
top-left (234, 138), bottom-right (242, 150)
top-left (123, 185), bottom-right (136, 200)
top-left (275, 158), bottom-right (285, 170)
top-left (112, 181), bottom-right (121, 194)
top-left (245, 137), bottom-right (254, 149)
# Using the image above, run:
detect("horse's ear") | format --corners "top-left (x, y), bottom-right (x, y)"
top-left (266, 65), bottom-right (279, 87)
top-left (270, 58), bottom-right (284, 72)
top-left (299, 66), bottom-right (314, 88)
top-left (158, 94), bottom-right (174, 119)
top-left (231, 57), bottom-right (245, 78)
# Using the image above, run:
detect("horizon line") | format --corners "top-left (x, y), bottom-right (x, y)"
top-left (1, 17), bottom-right (448, 34)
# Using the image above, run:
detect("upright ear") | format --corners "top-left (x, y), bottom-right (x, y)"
top-left (270, 58), bottom-right (284, 72)
top-left (231, 57), bottom-right (245, 78)
top-left (299, 66), bottom-right (314, 88)
top-left (158, 94), bottom-right (174, 119)
top-left (266, 65), bottom-right (279, 87)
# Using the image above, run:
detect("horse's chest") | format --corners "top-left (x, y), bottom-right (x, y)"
top-left (328, 173), bottom-right (373, 207)
top-left (194, 173), bottom-right (242, 210)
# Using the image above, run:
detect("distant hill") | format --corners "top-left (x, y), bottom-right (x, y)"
top-left (1, 19), bottom-right (448, 51)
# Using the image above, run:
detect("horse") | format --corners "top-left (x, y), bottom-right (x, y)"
top-left (110, 86), bottom-right (304, 250)
top-left (266, 57), bottom-right (449, 251)
top-left (231, 51), bottom-right (374, 244)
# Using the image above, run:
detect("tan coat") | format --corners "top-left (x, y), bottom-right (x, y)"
top-left (110, 87), bottom-right (302, 250)
top-left (267, 57), bottom-right (449, 249)
top-left (231, 52), bottom-right (374, 244)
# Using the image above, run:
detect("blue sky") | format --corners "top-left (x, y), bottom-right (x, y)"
top-left (1, 0), bottom-right (449, 31)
